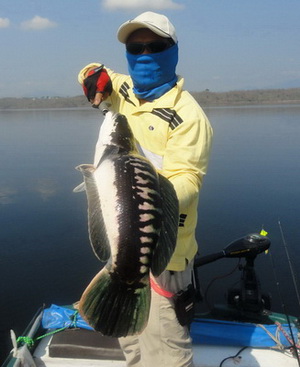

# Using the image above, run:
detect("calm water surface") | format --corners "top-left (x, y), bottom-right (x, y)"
top-left (0, 105), bottom-right (300, 360)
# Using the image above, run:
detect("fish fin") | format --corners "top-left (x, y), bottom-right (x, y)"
top-left (151, 174), bottom-right (179, 276)
top-left (73, 182), bottom-right (86, 193)
top-left (96, 145), bottom-right (123, 167)
top-left (76, 164), bottom-right (111, 262)
top-left (79, 268), bottom-right (150, 337)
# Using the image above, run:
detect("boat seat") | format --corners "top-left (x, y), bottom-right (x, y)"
top-left (49, 328), bottom-right (125, 360)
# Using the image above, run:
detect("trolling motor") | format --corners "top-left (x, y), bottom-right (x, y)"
top-left (195, 233), bottom-right (271, 317)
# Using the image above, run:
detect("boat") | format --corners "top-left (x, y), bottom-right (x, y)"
top-left (2, 233), bottom-right (300, 367)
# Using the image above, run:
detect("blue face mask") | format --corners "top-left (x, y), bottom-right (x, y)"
top-left (126, 43), bottom-right (179, 102)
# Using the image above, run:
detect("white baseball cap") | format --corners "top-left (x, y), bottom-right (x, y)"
top-left (117, 11), bottom-right (177, 44)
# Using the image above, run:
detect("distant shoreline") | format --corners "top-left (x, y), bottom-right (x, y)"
top-left (1, 88), bottom-right (300, 110)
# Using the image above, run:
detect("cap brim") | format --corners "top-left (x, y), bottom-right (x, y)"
top-left (117, 21), bottom-right (171, 43)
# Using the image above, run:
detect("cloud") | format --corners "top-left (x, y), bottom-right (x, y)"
top-left (0, 17), bottom-right (10, 28)
top-left (20, 15), bottom-right (57, 30)
top-left (102, 0), bottom-right (183, 10)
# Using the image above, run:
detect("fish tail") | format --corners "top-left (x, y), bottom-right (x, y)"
top-left (79, 268), bottom-right (151, 337)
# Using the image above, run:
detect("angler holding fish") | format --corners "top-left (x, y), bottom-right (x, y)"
top-left (77, 11), bottom-right (213, 367)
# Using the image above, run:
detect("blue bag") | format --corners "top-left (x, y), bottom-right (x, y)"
top-left (42, 304), bottom-right (93, 331)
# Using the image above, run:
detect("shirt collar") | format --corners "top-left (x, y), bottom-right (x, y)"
top-left (128, 76), bottom-right (184, 113)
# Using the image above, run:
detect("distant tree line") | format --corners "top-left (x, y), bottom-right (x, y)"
top-left (192, 88), bottom-right (300, 106)
top-left (1, 88), bottom-right (300, 110)
top-left (0, 95), bottom-right (88, 110)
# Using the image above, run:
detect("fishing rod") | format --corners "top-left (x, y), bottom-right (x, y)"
top-left (278, 220), bottom-right (300, 364)
top-left (278, 220), bottom-right (300, 308)
top-left (268, 248), bottom-right (300, 365)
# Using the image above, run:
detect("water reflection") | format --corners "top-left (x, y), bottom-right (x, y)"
top-left (29, 178), bottom-right (59, 201)
top-left (0, 186), bottom-right (17, 205)
top-left (0, 178), bottom-right (60, 205)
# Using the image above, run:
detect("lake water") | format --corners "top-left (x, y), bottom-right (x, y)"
top-left (1, 105), bottom-right (300, 361)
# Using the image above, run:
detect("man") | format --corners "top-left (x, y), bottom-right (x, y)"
top-left (78, 11), bottom-right (213, 367)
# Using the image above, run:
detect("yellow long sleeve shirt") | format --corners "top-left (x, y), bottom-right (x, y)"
top-left (79, 64), bottom-right (213, 271)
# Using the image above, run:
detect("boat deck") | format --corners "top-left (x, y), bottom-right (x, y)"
top-left (30, 328), bottom-right (299, 367)
top-left (34, 329), bottom-right (126, 366)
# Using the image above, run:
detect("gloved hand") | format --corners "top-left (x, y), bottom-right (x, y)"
top-left (83, 65), bottom-right (112, 108)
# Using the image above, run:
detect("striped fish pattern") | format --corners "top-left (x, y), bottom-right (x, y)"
top-left (76, 111), bottom-right (179, 337)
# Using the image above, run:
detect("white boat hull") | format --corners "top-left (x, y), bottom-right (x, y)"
top-left (4, 304), bottom-right (299, 367)
top-left (29, 331), bottom-right (299, 367)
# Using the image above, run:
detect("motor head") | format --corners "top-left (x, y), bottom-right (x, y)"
top-left (224, 233), bottom-right (270, 259)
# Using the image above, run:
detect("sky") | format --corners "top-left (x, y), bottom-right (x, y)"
top-left (0, 0), bottom-right (299, 98)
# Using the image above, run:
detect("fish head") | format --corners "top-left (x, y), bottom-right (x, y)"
top-left (100, 111), bottom-right (136, 152)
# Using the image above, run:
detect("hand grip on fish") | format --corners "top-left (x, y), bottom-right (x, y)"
top-left (76, 111), bottom-right (179, 337)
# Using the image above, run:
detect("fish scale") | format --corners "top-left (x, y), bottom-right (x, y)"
top-left (113, 154), bottom-right (162, 283)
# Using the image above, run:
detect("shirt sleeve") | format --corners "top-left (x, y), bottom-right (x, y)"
top-left (78, 63), bottom-right (102, 84)
top-left (161, 105), bottom-right (213, 212)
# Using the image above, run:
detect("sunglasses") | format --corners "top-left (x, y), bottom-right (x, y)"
top-left (126, 40), bottom-right (174, 55)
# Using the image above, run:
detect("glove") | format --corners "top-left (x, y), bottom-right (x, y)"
top-left (83, 65), bottom-right (112, 103)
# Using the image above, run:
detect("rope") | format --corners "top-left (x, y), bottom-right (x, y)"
top-left (257, 323), bottom-right (285, 350)
top-left (15, 336), bottom-right (35, 348)
top-left (257, 322), bottom-right (300, 351)
top-left (275, 321), bottom-right (300, 349)
top-left (16, 310), bottom-right (79, 348)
